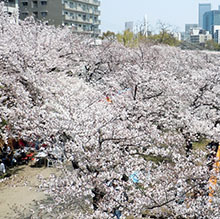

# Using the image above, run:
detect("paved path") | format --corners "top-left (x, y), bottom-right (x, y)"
top-left (0, 166), bottom-right (56, 219)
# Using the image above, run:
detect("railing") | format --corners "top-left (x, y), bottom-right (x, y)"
top-left (64, 14), bottom-right (100, 25)
top-left (72, 29), bottom-right (101, 35)
top-left (73, 0), bottom-right (100, 6)
top-left (3, 2), bottom-right (17, 8)
top-left (63, 4), bottom-right (100, 15)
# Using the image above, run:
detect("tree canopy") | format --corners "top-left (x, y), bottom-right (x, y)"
top-left (1, 5), bottom-right (220, 218)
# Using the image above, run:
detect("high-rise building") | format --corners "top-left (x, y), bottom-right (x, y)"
top-left (125, 21), bottom-right (134, 32)
top-left (19, 0), bottom-right (101, 35)
top-left (203, 10), bottom-right (220, 35)
top-left (199, 3), bottom-right (211, 28)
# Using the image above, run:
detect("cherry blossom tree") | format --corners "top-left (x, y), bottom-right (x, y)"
top-left (1, 5), bottom-right (220, 218)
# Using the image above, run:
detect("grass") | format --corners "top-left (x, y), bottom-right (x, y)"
top-left (141, 154), bottom-right (172, 165)
top-left (192, 139), bottom-right (210, 151)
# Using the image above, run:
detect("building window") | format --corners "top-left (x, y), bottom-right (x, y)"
top-left (33, 1), bottom-right (38, 7)
top-left (33, 11), bottom-right (38, 18)
top-left (70, 12), bottom-right (74, 19)
top-left (41, 12), bottom-right (47, 17)
top-left (22, 12), bottom-right (28, 17)
top-left (41, 1), bottom-right (47, 5)
top-left (69, 2), bottom-right (75, 8)
top-left (22, 2), bottom-right (28, 6)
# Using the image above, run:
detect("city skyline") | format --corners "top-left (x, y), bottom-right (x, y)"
top-left (100, 0), bottom-right (220, 33)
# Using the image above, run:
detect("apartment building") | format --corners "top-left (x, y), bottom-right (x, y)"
top-left (19, 0), bottom-right (101, 35)
top-left (1, 0), bottom-right (19, 15)
top-left (190, 28), bottom-right (212, 45)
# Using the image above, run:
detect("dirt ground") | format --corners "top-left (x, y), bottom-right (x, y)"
top-left (0, 165), bottom-right (57, 219)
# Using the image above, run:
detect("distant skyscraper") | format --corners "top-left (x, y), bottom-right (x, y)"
top-left (203, 10), bottom-right (220, 35)
top-left (125, 21), bottom-right (134, 32)
top-left (199, 3), bottom-right (211, 28)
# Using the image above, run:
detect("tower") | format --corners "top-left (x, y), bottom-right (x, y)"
top-left (144, 14), bottom-right (148, 36)
top-left (199, 3), bottom-right (211, 28)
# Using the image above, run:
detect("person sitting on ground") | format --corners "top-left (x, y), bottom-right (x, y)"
top-left (8, 151), bottom-right (16, 167)
top-left (0, 160), bottom-right (6, 175)
top-left (18, 138), bottom-right (27, 148)
top-left (6, 145), bottom-right (11, 153)
top-left (21, 149), bottom-right (26, 158)
top-left (2, 144), bottom-right (8, 155)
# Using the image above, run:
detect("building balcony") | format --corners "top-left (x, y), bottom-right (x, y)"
top-left (4, 2), bottom-right (15, 7)
top-left (72, 29), bottom-right (101, 36)
top-left (94, 19), bottom-right (100, 25)
top-left (73, 0), bottom-right (100, 6)
top-left (2, 0), bottom-right (18, 8)
top-left (64, 14), bottom-right (100, 25)
top-left (63, 4), bottom-right (100, 16)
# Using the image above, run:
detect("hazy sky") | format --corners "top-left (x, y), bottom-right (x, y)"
top-left (100, 0), bottom-right (220, 33)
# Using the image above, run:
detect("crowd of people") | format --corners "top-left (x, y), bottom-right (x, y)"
top-left (0, 137), bottom-right (63, 177)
